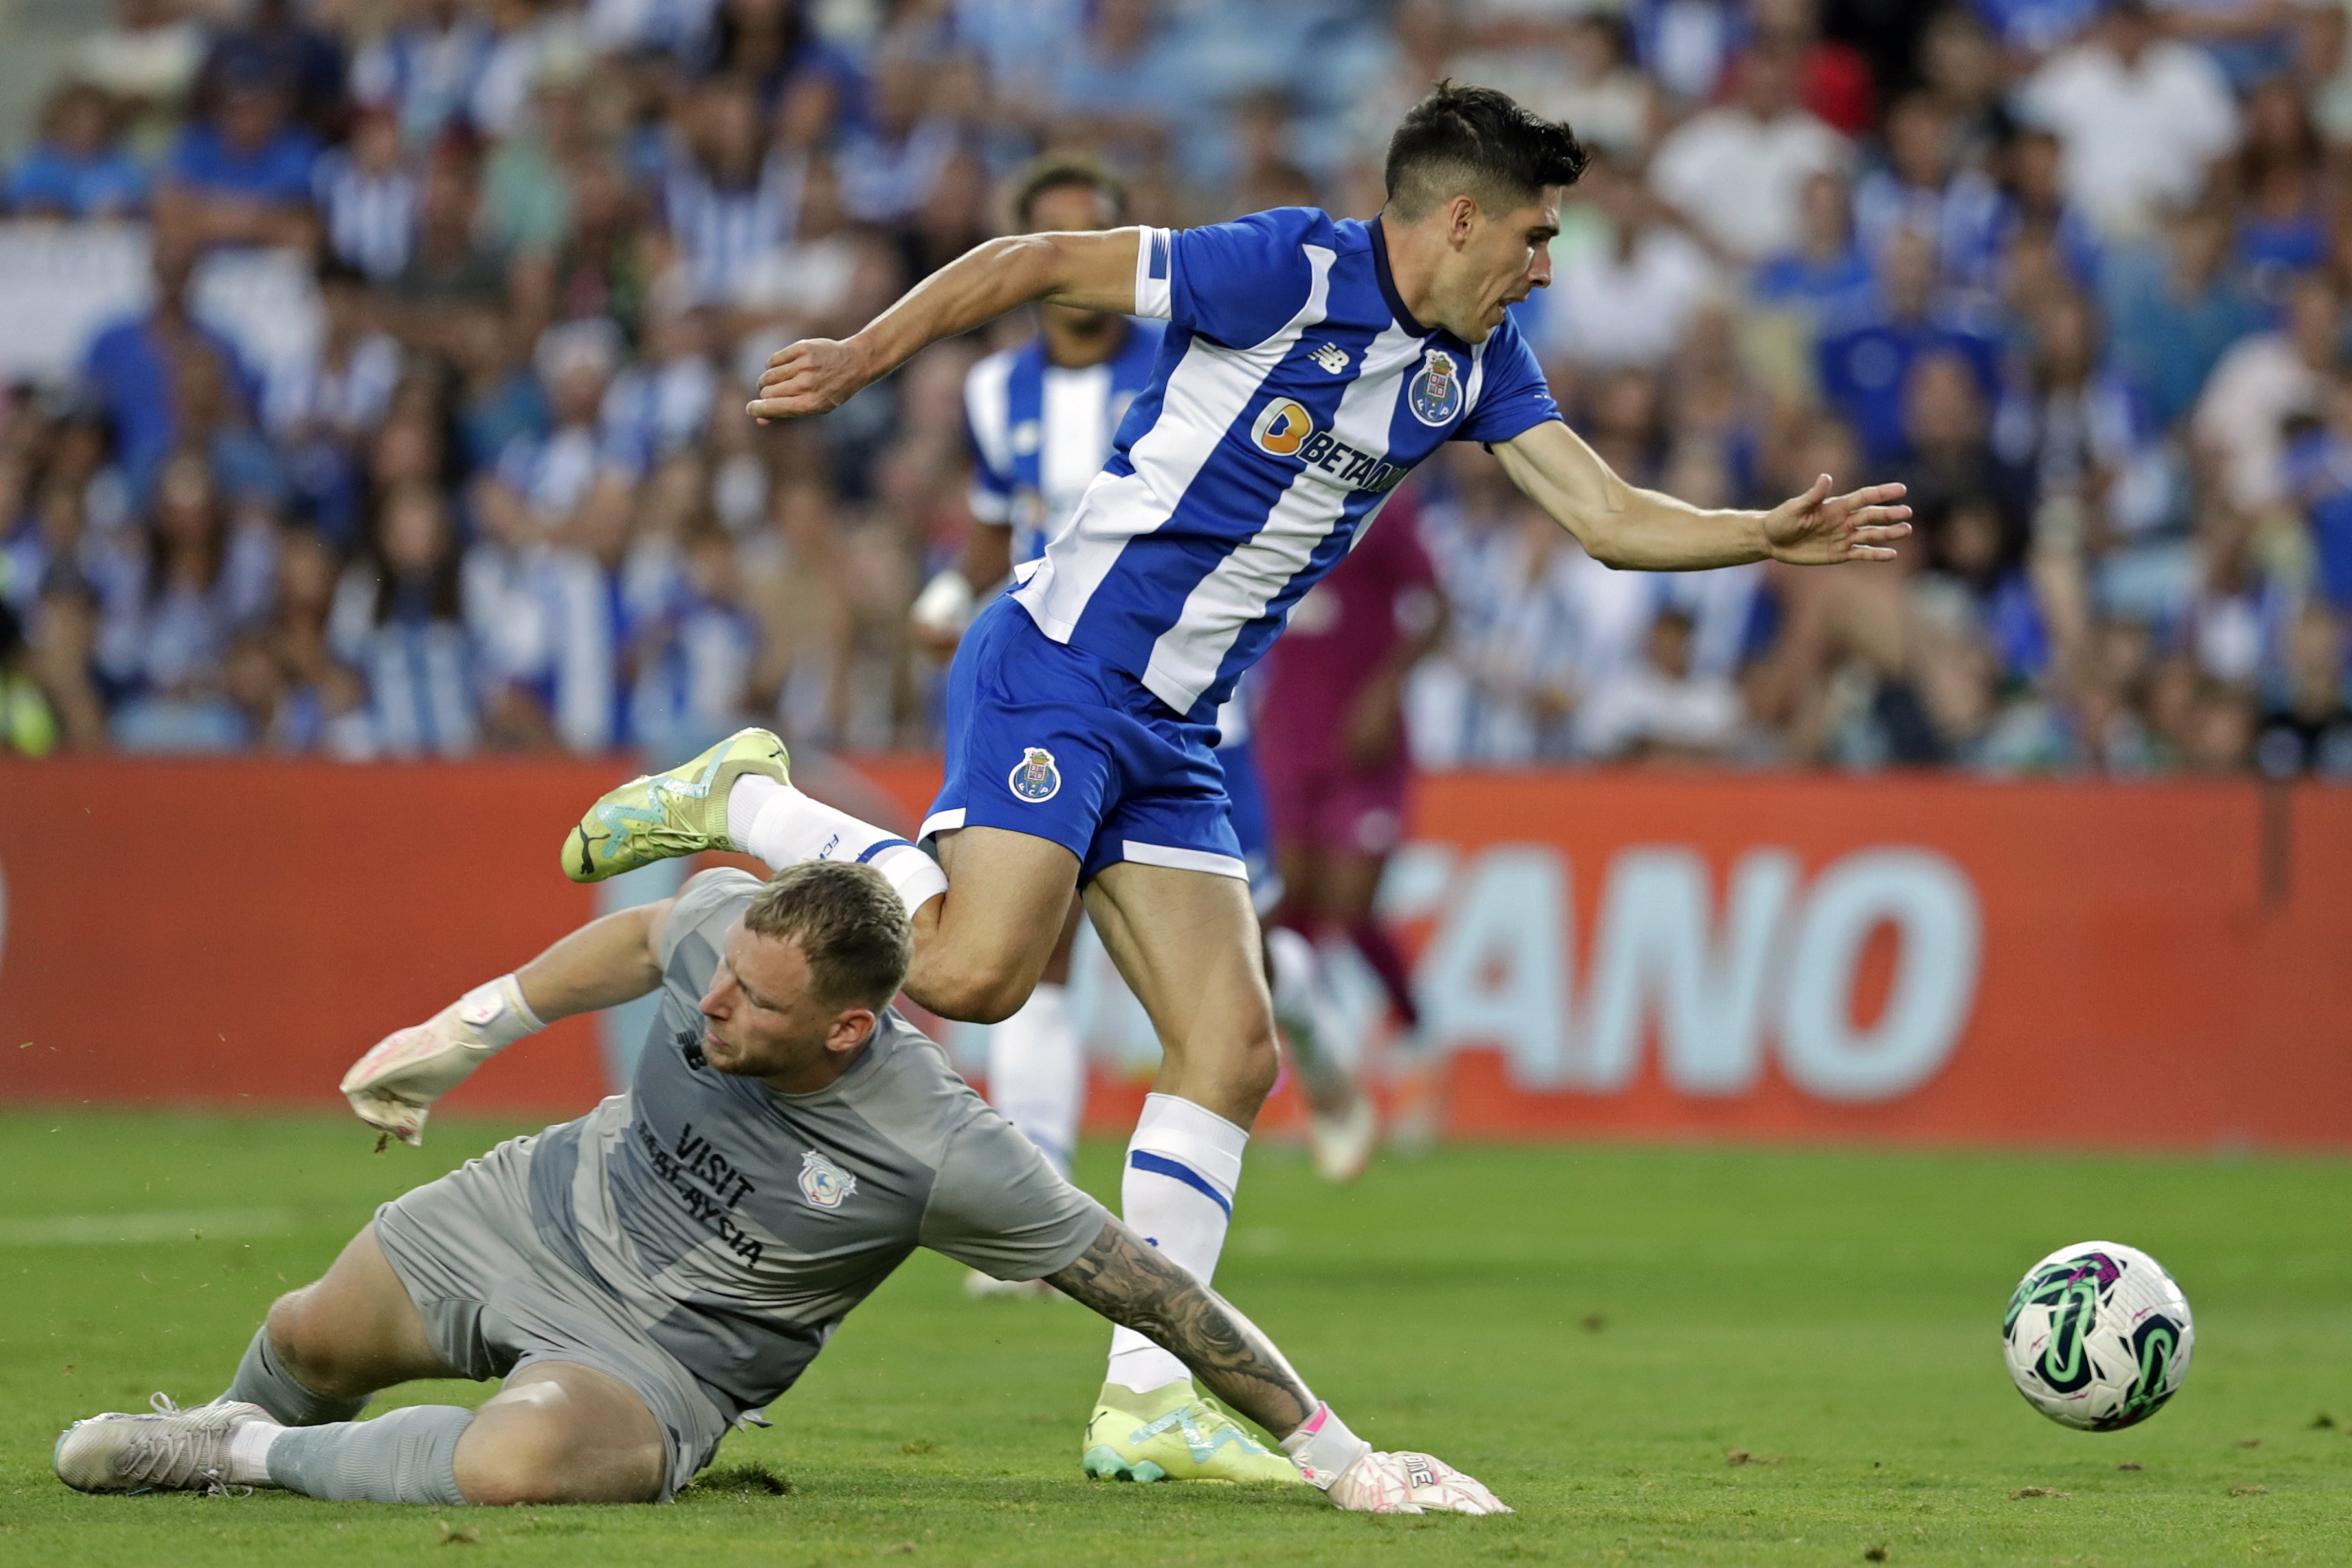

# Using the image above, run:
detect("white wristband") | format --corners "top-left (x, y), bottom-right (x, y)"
top-left (1280, 1402), bottom-right (1371, 1490)
top-left (454, 975), bottom-right (545, 1053)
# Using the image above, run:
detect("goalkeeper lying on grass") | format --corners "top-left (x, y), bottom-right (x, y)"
top-left (54, 860), bottom-right (1504, 1516)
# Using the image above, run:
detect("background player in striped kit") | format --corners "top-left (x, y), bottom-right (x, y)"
top-left (572, 82), bottom-right (1911, 1484)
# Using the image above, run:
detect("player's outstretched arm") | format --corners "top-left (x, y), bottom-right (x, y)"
top-left (1045, 1218), bottom-right (1511, 1514)
top-left (340, 895), bottom-right (679, 1146)
top-left (1494, 418), bottom-right (1911, 571)
top-left (748, 229), bottom-right (1141, 423)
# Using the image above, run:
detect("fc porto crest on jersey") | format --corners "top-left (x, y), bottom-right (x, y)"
top-left (1008, 745), bottom-right (1062, 802)
top-left (1407, 347), bottom-right (1464, 426)
top-left (798, 1150), bottom-right (856, 1209)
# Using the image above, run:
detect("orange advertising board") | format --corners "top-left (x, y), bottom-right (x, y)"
top-left (0, 760), bottom-right (2345, 1149)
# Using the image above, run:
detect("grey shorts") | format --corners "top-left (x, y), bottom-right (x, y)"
top-left (372, 1132), bottom-right (731, 1500)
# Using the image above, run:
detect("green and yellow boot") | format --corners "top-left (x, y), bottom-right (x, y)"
top-left (561, 727), bottom-right (790, 883)
top-left (1081, 1380), bottom-right (1302, 1485)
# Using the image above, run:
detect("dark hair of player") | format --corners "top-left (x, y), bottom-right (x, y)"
top-left (743, 860), bottom-right (915, 1010)
top-left (1383, 81), bottom-right (1589, 222)
top-left (1012, 152), bottom-right (1129, 230)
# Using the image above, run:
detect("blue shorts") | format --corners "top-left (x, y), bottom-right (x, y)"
top-left (1219, 736), bottom-right (1285, 916)
top-left (921, 595), bottom-right (1247, 886)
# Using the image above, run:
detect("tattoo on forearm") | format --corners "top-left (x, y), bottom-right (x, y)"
top-left (1045, 1219), bottom-right (1316, 1437)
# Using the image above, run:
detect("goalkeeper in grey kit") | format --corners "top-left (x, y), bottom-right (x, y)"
top-left (53, 859), bottom-right (1505, 1516)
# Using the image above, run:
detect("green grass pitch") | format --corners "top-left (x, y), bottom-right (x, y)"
top-left (1, 1110), bottom-right (2346, 1565)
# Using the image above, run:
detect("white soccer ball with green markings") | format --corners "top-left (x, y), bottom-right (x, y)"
top-left (2003, 1241), bottom-right (2193, 1431)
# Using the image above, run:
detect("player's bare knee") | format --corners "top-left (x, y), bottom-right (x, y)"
top-left (911, 955), bottom-right (1030, 1024)
top-left (265, 1288), bottom-right (368, 1398)
top-left (1163, 1024), bottom-right (1281, 1105)
top-left (1233, 1029), bottom-right (1283, 1101)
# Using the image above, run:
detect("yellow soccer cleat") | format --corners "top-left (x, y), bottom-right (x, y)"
top-left (562, 727), bottom-right (790, 883)
top-left (1081, 1380), bottom-right (1304, 1485)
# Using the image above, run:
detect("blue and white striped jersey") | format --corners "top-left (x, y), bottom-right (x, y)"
top-left (662, 147), bottom-right (805, 306)
top-left (963, 318), bottom-right (1165, 569)
top-left (1011, 207), bottom-right (1561, 720)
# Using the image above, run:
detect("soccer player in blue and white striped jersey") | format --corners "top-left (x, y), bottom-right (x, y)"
top-left (908, 159), bottom-right (1164, 1240)
top-left (908, 161), bottom-right (1362, 1314)
top-left (575, 82), bottom-right (1911, 1485)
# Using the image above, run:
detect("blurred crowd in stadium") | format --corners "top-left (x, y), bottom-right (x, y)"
top-left (0, 0), bottom-right (2349, 778)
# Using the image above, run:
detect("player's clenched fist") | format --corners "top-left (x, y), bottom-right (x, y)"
top-left (339, 975), bottom-right (544, 1145)
top-left (746, 337), bottom-right (872, 422)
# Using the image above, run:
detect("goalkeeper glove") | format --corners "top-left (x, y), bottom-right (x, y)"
top-left (1281, 1402), bottom-right (1512, 1516)
top-left (339, 975), bottom-right (544, 1146)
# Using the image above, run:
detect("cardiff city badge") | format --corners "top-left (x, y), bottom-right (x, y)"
top-left (1008, 745), bottom-right (1062, 803)
top-left (1407, 347), bottom-right (1463, 426)
top-left (799, 1150), bottom-right (856, 1210)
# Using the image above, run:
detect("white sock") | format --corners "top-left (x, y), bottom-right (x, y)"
top-left (727, 775), bottom-right (948, 916)
top-left (228, 1417), bottom-right (287, 1486)
top-left (986, 982), bottom-right (1084, 1178)
top-left (1267, 926), bottom-right (1327, 1056)
top-left (1104, 1092), bottom-right (1248, 1393)
top-left (1267, 925), bottom-right (1354, 1098)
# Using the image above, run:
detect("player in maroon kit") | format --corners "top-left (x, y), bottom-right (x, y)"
top-left (1256, 488), bottom-right (1449, 1153)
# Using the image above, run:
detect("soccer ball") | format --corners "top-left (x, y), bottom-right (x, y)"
top-left (2002, 1241), bottom-right (2193, 1430)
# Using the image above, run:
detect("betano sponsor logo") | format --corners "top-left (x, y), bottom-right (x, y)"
top-left (1247, 398), bottom-right (1408, 493)
top-left (1037, 843), bottom-right (1982, 1105)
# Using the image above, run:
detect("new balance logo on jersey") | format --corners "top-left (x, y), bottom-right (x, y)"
top-left (1248, 398), bottom-right (1407, 493)
top-left (1310, 341), bottom-right (1349, 375)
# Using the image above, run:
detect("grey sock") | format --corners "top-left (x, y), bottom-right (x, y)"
top-left (219, 1327), bottom-right (371, 1427)
top-left (266, 1405), bottom-right (473, 1505)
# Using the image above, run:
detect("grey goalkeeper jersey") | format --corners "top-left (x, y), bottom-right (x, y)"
top-left (523, 868), bottom-right (1107, 1423)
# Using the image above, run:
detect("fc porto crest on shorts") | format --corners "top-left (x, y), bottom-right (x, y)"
top-left (1407, 347), bottom-right (1463, 426)
top-left (798, 1150), bottom-right (856, 1209)
top-left (1008, 745), bottom-right (1062, 802)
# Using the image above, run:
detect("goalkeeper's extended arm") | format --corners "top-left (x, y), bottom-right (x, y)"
top-left (1044, 1219), bottom-right (1512, 1515)
top-left (340, 898), bottom-right (672, 1145)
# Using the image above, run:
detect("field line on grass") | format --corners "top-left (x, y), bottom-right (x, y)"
top-left (0, 1208), bottom-right (296, 1245)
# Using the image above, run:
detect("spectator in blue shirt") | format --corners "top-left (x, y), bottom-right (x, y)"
top-left (105, 449), bottom-right (279, 753)
top-left (1854, 91), bottom-right (2006, 300)
top-left (193, 0), bottom-right (348, 139)
top-left (2098, 200), bottom-right (2262, 430)
top-left (2230, 78), bottom-right (2329, 307)
top-left (1818, 228), bottom-right (2003, 464)
top-left (155, 67), bottom-right (322, 251)
top-left (1750, 168), bottom-right (1880, 341)
top-left (1630, 0), bottom-right (1747, 105)
top-left (5, 83), bottom-right (149, 219)
top-left (1053, 0), bottom-right (1182, 172)
top-left (1988, 127), bottom-right (2103, 294)
top-left (79, 241), bottom-right (268, 501)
